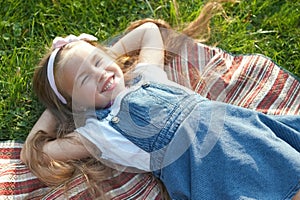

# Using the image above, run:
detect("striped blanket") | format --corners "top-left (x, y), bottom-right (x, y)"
top-left (1, 42), bottom-right (299, 199)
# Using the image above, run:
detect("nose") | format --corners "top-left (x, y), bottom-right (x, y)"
top-left (94, 67), bottom-right (107, 83)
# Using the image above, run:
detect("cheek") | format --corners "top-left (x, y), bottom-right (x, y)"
top-left (57, 66), bottom-right (78, 94)
top-left (73, 85), bottom-right (96, 103)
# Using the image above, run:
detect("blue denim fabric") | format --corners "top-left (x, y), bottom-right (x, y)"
top-left (96, 82), bottom-right (300, 200)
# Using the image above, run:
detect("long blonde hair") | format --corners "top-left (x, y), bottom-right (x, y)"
top-left (25, 0), bottom-right (234, 199)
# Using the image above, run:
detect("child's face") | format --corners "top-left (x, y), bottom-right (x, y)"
top-left (58, 41), bottom-right (125, 109)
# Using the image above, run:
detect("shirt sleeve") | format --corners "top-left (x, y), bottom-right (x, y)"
top-left (134, 63), bottom-right (169, 83)
top-left (75, 117), bottom-right (151, 172)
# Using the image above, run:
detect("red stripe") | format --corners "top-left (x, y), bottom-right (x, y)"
top-left (207, 68), bottom-right (227, 100)
top-left (110, 173), bottom-right (160, 200)
top-left (194, 44), bottom-right (214, 95)
top-left (257, 68), bottom-right (289, 113)
top-left (0, 147), bottom-right (21, 159)
top-left (70, 190), bottom-right (92, 200)
top-left (101, 172), bottom-right (137, 192)
top-left (235, 55), bottom-right (262, 106)
top-left (42, 175), bottom-right (88, 199)
top-left (243, 58), bottom-right (274, 108)
top-left (111, 174), bottom-right (149, 199)
top-left (208, 55), bottom-right (242, 100)
top-left (225, 55), bottom-right (258, 104)
top-left (195, 53), bottom-right (226, 98)
top-left (1, 167), bottom-right (31, 176)
top-left (188, 43), bottom-right (200, 89)
top-left (275, 79), bottom-right (299, 114)
top-left (0, 147), bottom-right (47, 196)
top-left (0, 178), bottom-right (46, 195)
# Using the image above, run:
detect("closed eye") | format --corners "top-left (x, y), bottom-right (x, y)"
top-left (95, 58), bottom-right (103, 68)
top-left (80, 75), bottom-right (89, 87)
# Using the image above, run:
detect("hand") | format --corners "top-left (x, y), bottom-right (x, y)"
top-left (20, 109), bottom-right (58, 164)
top-left (110, 22), bottom-right (164, 67)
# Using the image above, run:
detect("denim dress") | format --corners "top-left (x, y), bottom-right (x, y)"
top-left (92, 80), bottom-right (300, 200)
top-left (77, 64), bottom-right (300, 199)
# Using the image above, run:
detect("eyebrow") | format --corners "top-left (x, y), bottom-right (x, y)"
top-left (91, 53), bottom-right (98, 63)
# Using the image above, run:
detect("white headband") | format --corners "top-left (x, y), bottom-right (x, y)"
top-left (47, 33), bottom-right (98, 104)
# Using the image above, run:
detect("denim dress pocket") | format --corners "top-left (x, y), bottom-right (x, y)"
top-left (110, 82), bottom-right (190, 153)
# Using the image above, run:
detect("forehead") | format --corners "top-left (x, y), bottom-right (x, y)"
top-left (62, 41), bottom-right (97, 65)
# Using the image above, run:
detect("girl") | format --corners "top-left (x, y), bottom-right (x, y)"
top-left (20, 2), bottom-right (234, 199)
top-left (21, 21), bottom-right (300, 199)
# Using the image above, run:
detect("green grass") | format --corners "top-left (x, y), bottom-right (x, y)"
top-left (1, 0), bottom-right (299, 141)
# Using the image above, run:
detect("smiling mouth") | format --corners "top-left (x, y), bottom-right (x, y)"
top-left (102, 75), bottom-right (115, 92)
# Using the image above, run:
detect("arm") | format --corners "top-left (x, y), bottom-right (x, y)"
top-left (110, 22), bottom-right (164, 67)
top-left (43, 132), bottom-right (90, 161)
top-left (21, 109), bottom-right (90, 164)
top-left (20, 109), bottom-right (56, 164)
top-left (21, 109), bottom-right (57, 146)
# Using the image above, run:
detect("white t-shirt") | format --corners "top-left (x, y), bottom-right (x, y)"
top-left (75, 63), bottom-right (171, 171)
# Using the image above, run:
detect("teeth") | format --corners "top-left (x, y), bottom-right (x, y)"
top-left (103, 77), bottom-right (114, 92)
top-left (103, 83), bottom-right (112, 91)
